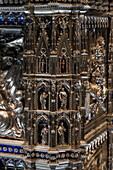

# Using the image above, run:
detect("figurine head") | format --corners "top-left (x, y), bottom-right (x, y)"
top-left (43, 123), bottom-right (47, 128)
top-left (97, 36), bottom-right (105, 48)
top-left (61, 122), bottom-right (64, 126)
top-left (62, 87), bottom-right (65, 91)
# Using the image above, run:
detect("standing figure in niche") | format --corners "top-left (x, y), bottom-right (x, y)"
top-left (59, 88), bottom-right (67, 110)
top-left (41, 125), bottom-right (48, 145)
top-left (41, 58), bottom-right (46, 73)
top-left (40, 92), bottom-right (48, 110)
top-left (58, 122), bottom-right (66, 145)
top-left (61, 58), bottom-right (66, 73)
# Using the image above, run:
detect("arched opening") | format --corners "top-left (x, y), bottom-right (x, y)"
top-left (37, 117), bottom-right (48, 145)
top-left (36, 47), bottom-right (49, 74)
top-left (38, 84), bottom-right (48, 110)
top-left (57, 118), bottom-right (70, 145)
top-left (61, 57), bottom-right (66, 73)
top-left (58, 85), bottom-right (69, 110)
top-left (41, 56), bottom-right (46, 73)
top-left (57, 47), bottom-right (70, 74)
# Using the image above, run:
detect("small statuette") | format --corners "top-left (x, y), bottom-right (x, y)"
top-left (40, 92), bottom-right (48, 110)
top-left (41, 125), bottom-right (48, 145)
top-left (59, 88), bottom-right (67, 110)
top-left (58, 122), bottom-right (66, 145)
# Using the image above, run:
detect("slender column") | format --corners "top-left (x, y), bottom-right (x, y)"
top-left (52, 16), bottom-right (56, 51)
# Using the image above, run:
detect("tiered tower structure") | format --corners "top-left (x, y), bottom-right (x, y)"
top-left (0, 0), bottom-right (112, 170)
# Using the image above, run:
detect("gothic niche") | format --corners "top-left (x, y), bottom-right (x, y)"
top-left (57, 119), bottom-right (69, 145)
top-left (38, 84), bottom-right (48, 110)
top-left (58, 48), bottom-right (69, 74)
top-left (0, 29), bottom-right (24, 138)
top-left (85, 36), bottom-right (107, 122)
top-left (37, 117), bottom-right (48, 145)
top-left (37, 48), bottom-right (49, 74)
top-left (58, 86), bottom-right (69, 110)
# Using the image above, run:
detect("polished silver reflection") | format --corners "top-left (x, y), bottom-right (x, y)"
top-left (0, 37), bottom-right (24, 138)
top-left (85, 36), bottom-right (107, 122)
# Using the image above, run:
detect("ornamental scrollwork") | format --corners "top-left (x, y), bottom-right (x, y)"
top-left (85, 36), bottom-right (107, 122)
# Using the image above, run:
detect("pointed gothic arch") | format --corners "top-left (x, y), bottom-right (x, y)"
top-left (16, 160), bottom-right (27, 169)
top-left (58, 83), bottom-right (70, 110)
top-left (37, 83), bottom-right (49, 110)
top-left (6, 159), bottom-right (15, 168)
top-left (57, 116), bottom-right (71, 145)
top-left (41, 55), bottom-right (46, 73)
top-left (36, 33), bottom-right (49, 74)
top-left (57, 32), bottom-right (71, 74)
top-left (37, 116), bottom-right (48, 145)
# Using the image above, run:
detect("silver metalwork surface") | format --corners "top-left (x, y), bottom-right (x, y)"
top-left (0, 0), bottom-right (112, 170)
